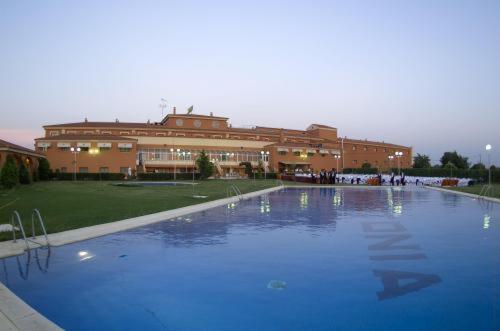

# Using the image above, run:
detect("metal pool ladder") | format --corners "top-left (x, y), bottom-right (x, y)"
top-left (11, 209), bottom-right (50, 250)
top-left (227, 184), bottom-right (243, 201)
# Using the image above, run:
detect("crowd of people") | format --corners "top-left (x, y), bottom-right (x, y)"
top-left (290, 168), bottom-right (472, 187)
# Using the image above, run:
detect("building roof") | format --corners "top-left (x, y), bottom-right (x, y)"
top-left (0, 138), bottom-right (45, 157)
top-left (35, 134), bottom-right (137, 141)
top-left (308, 124), bottom-right (337, 130)
top-left (43, 121), bottom-right (153, 129)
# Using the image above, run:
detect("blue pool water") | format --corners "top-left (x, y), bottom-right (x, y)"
top-left (1, 187), bottom-right (498, 330)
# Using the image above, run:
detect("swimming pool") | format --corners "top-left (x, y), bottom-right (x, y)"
top-left (1, 187), bottom-right (498, 330)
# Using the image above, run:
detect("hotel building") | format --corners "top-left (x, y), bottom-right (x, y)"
top-left (35, 109), bottom-right (412, 176)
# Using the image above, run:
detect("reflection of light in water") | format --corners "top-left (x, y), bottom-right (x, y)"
top-left (227, 202), bottom-right (237, 210)
top-left (388, 188), bottom-right (403, 215)
top-left (300, 192), bottom-right (308, 209)
top-left (332, 190), bottom-right (342, 207)
top-left (387, 189), bottom-right (394, 209)
top-left (78, 251), bottom-right (94, 261)
top-left (184, 217), bottom-right (192, 223)
top-left (483, 214), bottom-right (490, 229)
top-left (260, 196), bottom-right (271, 214)
top-left (393, 204), bottom-right (403, 214)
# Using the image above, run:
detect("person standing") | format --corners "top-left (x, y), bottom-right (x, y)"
top-left (390, 173), bottom-right (395, 186)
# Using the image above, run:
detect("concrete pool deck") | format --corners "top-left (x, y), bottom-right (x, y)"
top-left (0, 185), bottom-right (283, 331)
top-left (426, 185), bottom-right (500, 204)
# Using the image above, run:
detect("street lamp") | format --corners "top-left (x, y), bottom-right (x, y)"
top-left (70, 147), bottom-right (81, 181)
top-left (395, 151), bottom-right (403, 175)
top-left (334, 154), bottom-right (341, 172)
top-left (170, 148), bottom-right (180, 180)
top-left (388, 155), bottom-right (394, 171)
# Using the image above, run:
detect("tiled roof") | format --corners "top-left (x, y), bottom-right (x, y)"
top-left (35, 134), bottom-right (137, 141)
top-left (0, 138), bottom-right (43, 156)
top-left (43, 122), bottom-right (153, 129)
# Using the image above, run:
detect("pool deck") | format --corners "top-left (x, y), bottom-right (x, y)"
top-left (0, 185), bottom-right (284, 331)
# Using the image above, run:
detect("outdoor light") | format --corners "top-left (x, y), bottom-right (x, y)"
top-left (176, 148), bottom-right (180, 152)
top-left (261, 151), bottom-right (264, 155)
top-left (170, 148), bottom-right (174, 152)
top-left (486, 144), bottom-right (492, 151)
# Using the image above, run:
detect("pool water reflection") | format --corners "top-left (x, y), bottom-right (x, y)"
top-left (0, 187), bottom-right (498, 331)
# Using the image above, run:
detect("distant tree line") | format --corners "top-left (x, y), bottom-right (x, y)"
top-left (413, 151), bottom-right (495, 170)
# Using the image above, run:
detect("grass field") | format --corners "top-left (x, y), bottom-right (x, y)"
top-left (446, 184), bottom-right (500, 199)
top-left (0, 180), bottom-right (279, 241)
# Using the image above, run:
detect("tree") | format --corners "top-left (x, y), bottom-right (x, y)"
top-left (239, 162), bottom-right (252, 177)
top-left (19, 161), bottom-right (31, 184)
top-left (413, 154), bottom-right (431, 168)
top-left (38, 158), bottom-right (51, 180)
top-left (361, 162), bottom-right (372, 169)
top-left (470, 162), bottom-right (486, 170)
top-left (440, 151), bottom-right (469, 169)
top-left (195, 150), bottom-right (214, 179)
top-left (0, 155), bottom-right (19, 189)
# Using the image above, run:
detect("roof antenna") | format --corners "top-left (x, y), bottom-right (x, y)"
top-left (159, 98), bottom-right (167, 117)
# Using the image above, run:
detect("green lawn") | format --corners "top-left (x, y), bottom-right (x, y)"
top-left (0, 180), bottom-right (279, 241)
top-left (446, 184), bottom-right (500, 199)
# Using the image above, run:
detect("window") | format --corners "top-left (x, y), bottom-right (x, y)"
top-left (364, 146), bottom-right (367, 151)
top-left (102, 131), bottom-right (112, 135)
top-left (84, 131), bottom-right (94, 135)
top-left (352, 146), bottom-right (356, 150)
top-left (58, 146), bottom-right (70, 151)
top-left (374, 148), bottom-right (378, 152)
top-left (120, 167), bottom-right (129, 174)
top-left (176, 133), bottom-right (186, 137)
top-left (278, 151), bottom-right (287, 155)
top-left (352, 160), bottom-right (358, 164)
top-left (38, 146), bottom-right (48, 152)
top-left (137, 131), bottom-right (148, 136)
top-left (80, 147), bottom-right (89, 152)
top-left (61, 167), bottom-right (67, 173)
top-left (66, 130), bottom-right (77, 135)
top-left (156, 132), bottom-right (166, 136)
top-left (99, 146), bottom-right (111, 152)
top-left (50, 131), bottom-right (59, 136)
top-left (176, 119), bottom-right (184, 126)
top-left (212, 135), bottom-right (222, 139)
top-left (120, 131), bottom-right (130, 135)
top-left (79, 167), bottom-right (88, 173)
top-left (384, 148), bottom-right (387, 152)
top-left (119, 147), bottom-right (132, 152)
top-left (99, 167), bottom-right (109, 173)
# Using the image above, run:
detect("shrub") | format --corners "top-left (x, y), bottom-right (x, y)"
top-left (239, 162), bottom-right (252, 177)
top-left (137, 172), bottom-right (201, 181)
top-left (52, 172), bottom-right (126, 180)
top-left (38, 158), bottom-right (51, 180)
top-left (0, 155), bottom-right (19, 188)
top-left (196, 150), bottom-right (214, 179)
top-left (19, 162), bottom-right (31, 184)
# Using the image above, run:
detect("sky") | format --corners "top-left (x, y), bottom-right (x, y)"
top-left (1, 0), bottom-right (499, 165)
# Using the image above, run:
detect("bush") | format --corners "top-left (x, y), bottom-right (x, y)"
top-left (38, 158), bottom-right (51, 180)
top-left (53, 172), bottom-right (126, 180)
top-left (253, 172), bottom-right (277, 179)
top-left (0, 155), bottom-right (19, 188)
top-left (19, 162), bottom-right (31, 184)
top-left (342, 168), bottom-right (378, 174)
top-left (137, 172), bottom-right (201, 181)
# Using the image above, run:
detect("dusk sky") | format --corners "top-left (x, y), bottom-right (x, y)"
top-left (1, 1), bottom-right (499, 165)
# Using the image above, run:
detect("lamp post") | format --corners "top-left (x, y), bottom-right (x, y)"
top-left (70, 147), bottom-right (81, 181)
top-left (334, 154), bottom-right (341, 172)
top-left (388, 155), bottom-right (394, 172)
top-left (170, 148), bottom-right (180, 180)
top-left (395, 151), bottom-right (403, 175)
top-left (261, 150), bottom-right (270, 180)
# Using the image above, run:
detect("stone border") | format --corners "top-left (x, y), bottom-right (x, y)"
top-left (425, 185), bottom-right (500, 204)
top-left (0, 185), bottom-right (284, 331)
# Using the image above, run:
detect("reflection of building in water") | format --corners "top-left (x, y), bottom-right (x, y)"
top-left (300, 191), bottom-right (308, 210)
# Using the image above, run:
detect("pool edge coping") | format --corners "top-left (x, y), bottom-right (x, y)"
top-left (425, 185), bottom-right (500, 204)
top-left (0, 185), bottom-right (284, 331)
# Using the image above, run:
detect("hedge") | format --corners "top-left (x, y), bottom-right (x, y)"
top-left (137, 172), bottom-right (201, 181)
top-left (342, 168), bottom-right (378, 174)
top-left (252, 172), bottom-right (277, 180)
top-left (53, 172), bottom-right (126, 180)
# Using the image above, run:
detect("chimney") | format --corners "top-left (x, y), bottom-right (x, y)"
top-left (84, 117), bottom-right (88, 123)
top-left (173, 107), bottom-right (176, 115)
top-left (210, 112), bottom-right (213, 117)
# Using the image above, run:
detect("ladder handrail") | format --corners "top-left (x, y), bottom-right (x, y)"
top-left (11, 211), bottom-right (29, 250)
top-left (31, 209), bottom-right (50, 246)
top-left (227, 184), bottom-right (243, 200)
